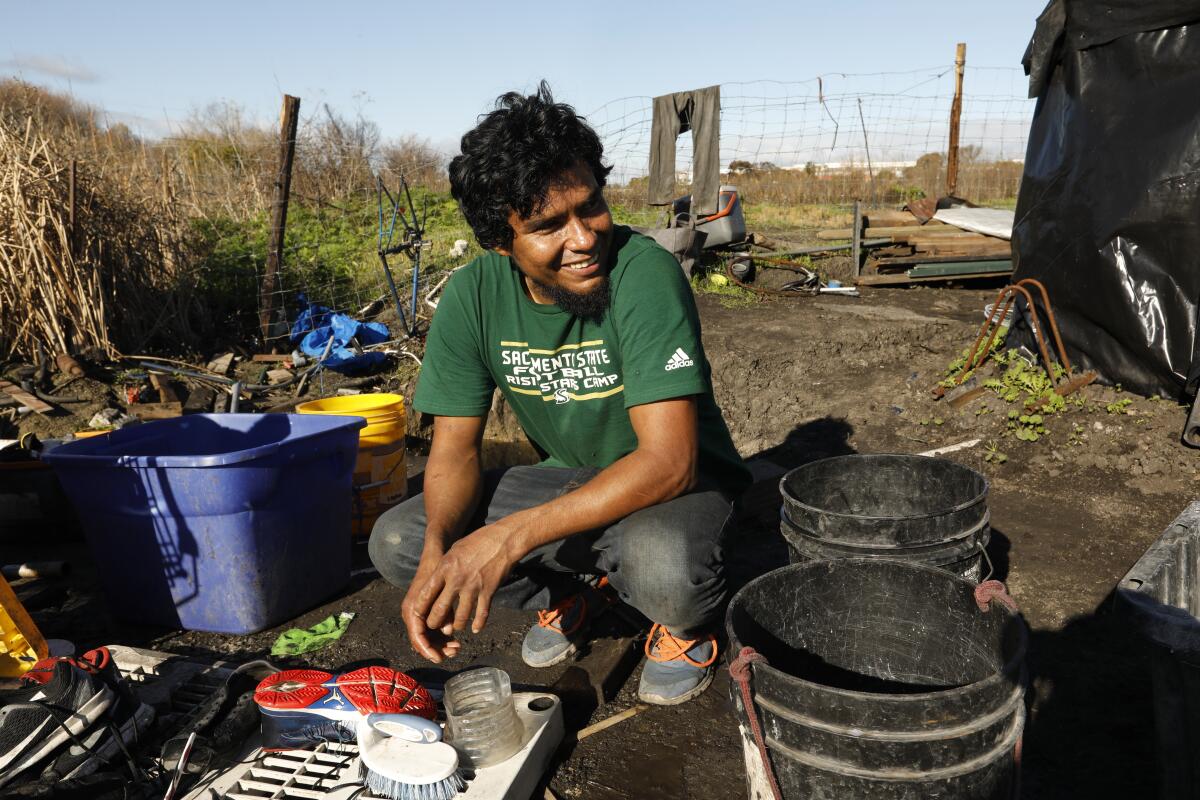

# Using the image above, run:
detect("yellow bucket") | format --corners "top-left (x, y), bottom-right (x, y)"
top-left (296, 393), bottom-right (408, 539)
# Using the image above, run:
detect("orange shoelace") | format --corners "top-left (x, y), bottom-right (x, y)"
top-left (644, 623), bottom-right (718, 668)
top-left (537, 594), bottom-right (588, 635)
top-left (536, 576), bottom-right (615, 634)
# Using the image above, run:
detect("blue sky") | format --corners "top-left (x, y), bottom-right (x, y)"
top-left (3, 0), bottom-right (1048, 154)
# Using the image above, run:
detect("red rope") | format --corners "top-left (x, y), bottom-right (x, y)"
top-left (974, 579), bottom-right (1018, 613)
top-left (973, 580), bottom-right (1023, 798)
top-left (1012, 734), bottom-right (1024, 799)
top-left (728, 647), bottom-right (784, 800)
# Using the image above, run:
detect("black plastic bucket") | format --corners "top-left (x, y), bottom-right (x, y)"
top-left (780, 454), bottom-right (989, 547)
top-left (726, 559), bottom-right (1026, 799)
top-left (781, 513), bottom-right (991, 581)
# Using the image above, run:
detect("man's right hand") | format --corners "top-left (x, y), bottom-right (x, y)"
top-left (404, 414), bottom-right (486, 662)
top-left (402, 547), bottom-right (462, 663)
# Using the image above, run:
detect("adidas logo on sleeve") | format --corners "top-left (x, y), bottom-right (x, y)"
top-left (664, 348), bottom-right (695, 371)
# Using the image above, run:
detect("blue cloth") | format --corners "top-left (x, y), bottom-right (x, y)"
top-left (290, 294), bottom-right (333, 344)
top-left (299, 312), bottom-right (390, 374)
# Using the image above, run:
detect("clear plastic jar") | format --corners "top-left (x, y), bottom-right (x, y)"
top-left (443, 667), bottom-right (524, 768)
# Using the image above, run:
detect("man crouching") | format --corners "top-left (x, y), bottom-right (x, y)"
top-left (369, 82), bottom-right (750, 705)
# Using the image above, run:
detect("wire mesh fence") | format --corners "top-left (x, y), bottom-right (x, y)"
top-left (592, 64), bottom-right (1033, 209)
top-left (143, 108), bottom-right (454, 350)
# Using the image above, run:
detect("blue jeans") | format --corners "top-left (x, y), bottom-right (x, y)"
top-left (368, 465), bottom-right (736, 637)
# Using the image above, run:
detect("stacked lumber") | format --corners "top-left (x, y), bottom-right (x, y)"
top-left (817, 208), bottom-right (1013, 286)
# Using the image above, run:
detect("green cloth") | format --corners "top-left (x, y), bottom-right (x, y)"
top-left (413, 226), bottom-right (751, 496)
top-left (271, 612), bottom-right (355, 657)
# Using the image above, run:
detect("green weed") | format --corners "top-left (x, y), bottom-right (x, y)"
top-left (690, 271), bottom-right (757, 308)
top-left (983, 441), bottom-right (1008, 464)
top-left (1067, 423), bottom-right (1085, 446)
top-left (940, 327), bottom-right (1009, 388)
top-left (1007, 410), bottom-right (1047, 442)
top-left (1106, 398), bottom-right (1133, 414)
top-left (941, 340), bottom-right (1082, 444)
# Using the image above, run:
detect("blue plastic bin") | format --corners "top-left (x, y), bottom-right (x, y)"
top-left (43, 413), bottom-right (366, 634)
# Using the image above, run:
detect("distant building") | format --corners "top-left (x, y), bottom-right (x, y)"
top-left (777, 158), bottom-right (1023, 175)
top-left (782, 160), bottom-right (918, 174)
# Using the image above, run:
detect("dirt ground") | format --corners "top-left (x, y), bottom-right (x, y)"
top-left (3, 281), bottom-right (1197, 798)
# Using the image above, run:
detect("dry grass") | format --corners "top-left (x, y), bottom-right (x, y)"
top-left (607, 152), bottom-right (1024, 220)
top-left (0, 117), bottom-right (199, 359)
top-left (747, 203), bottom-right (854, 233)
top-left (0, 81), bottom-right (455, 360)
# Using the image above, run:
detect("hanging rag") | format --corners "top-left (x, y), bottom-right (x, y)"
top-left (648, 85), bottom-right (721, 217)
top-left (270, 612), bottom-right (356, 657)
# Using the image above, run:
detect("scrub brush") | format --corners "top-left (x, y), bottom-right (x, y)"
top-left (357, 713), bottom-right (467, 800)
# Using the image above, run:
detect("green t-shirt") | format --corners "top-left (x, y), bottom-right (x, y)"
top-left (413, 226), bottom-right (751, 497)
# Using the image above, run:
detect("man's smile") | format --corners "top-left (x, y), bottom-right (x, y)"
top-left (560, 260), bottom-right (602, 277)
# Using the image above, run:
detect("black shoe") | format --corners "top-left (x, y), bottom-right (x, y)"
top-left (20, 646), bottom-right (155, 783)
top-left (177, 660), bottom-right (280, 756)
top-left (38, 675), bottom-right (154, 781)
top-left (0, 662), bottom-right (113, 788)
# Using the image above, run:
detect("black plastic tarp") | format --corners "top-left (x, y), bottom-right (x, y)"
top-left (1012, 0), bottom-right (1200, 398)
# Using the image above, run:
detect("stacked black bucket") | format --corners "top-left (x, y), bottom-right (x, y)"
top-left (726, 454), bottom-right (1027, 799)
top-left (779, 454), bottom-right (991, 580)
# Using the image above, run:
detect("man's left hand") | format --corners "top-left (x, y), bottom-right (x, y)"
top-left (413, 522), bottom-right (520, 638)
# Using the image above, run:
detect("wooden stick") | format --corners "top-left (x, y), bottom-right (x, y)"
top-left (575, 704), bottom-right (650, 740)
top-left (0, 380), bottom-right (53, 414)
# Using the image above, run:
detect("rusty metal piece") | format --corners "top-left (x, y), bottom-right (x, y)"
top-left (1015, 278), bottom-right (1073, 375)
top-left (1011, 285), bottom-right (1058, 387)
top-left (54, 354), bottom-right (85, 378)
top-left (905, 198), bottom-right (938, 223)
top-left (949, 386), bottom-right (988, 410)
top-left (963, 289), bottom-right (1017, 380)
top-left (940, 281), bottom-right (1077, 399)
top-left (957, 285), bottom-right (1054, 389)
top-left (1055, 369), bottom-right (1097, 397)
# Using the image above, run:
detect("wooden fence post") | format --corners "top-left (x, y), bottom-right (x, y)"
top-left (852, 199), bottom-right (863, 277)
top-left (946, 42), bottom-right (966, 197)
top-left (259, 94), bottom-right (300, 345)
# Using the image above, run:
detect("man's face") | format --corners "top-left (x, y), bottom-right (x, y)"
top-left (498, 161), bottom-right (614, 313)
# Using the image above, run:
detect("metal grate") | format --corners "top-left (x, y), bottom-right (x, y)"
top-left (218, 742), bottom-right (377, 800)
top-left (110, 644), bottom-right (235, 735)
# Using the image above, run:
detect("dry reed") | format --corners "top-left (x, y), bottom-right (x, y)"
top-left (0, 117), bottom-right (198, 360)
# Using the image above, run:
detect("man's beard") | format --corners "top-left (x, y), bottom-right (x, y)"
top-left (530, 276), bottom-right (611, 323)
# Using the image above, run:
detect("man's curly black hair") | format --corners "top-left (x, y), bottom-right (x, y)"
top-left (449, 81), bottom-right (612, 251)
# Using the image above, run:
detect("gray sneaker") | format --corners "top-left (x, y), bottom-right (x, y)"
top-left (637, 625), bottom-right (718, 705)
top-left (521, 588), bottom-right (599, 668)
